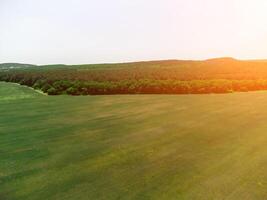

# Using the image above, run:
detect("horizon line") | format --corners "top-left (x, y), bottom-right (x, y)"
top-left (2, 57), bottom-right (267, 66)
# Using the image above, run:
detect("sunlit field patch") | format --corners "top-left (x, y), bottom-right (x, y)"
top-left (0, 82), bottom-right (42, 101)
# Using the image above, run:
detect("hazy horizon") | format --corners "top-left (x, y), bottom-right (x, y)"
top-left (1, 0), bottom-right (267, 65)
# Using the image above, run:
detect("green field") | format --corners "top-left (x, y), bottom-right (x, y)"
top-left (2, 81), bottom-right (267, 199)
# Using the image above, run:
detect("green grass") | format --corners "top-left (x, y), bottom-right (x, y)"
top-left (0, 82), bottom-right (42, 101)
top-left (1, 82), bottom-right (267, 199)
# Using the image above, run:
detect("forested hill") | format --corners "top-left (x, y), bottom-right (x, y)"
top-left (0, 63), bottom-right (37, 69)
top-left (2, 58), bottom-right (267, 95)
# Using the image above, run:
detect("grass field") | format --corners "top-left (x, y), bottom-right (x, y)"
top-left (2, 82), bottom-right (267, 199)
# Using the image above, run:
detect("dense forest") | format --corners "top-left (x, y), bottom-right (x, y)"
top-left (2, 58), bottom-right (267, 95)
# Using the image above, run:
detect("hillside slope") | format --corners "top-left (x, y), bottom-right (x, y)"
top-left (0, 63), bottom-right (37, 69)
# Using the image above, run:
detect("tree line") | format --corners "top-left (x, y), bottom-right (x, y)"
top-left (2, 71), bottom-right (267, 95)
top-left (2, 59), bottom-right (267, 95)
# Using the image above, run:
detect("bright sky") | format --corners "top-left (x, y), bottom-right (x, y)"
top-left (1, 0), bottom-right (267, 64)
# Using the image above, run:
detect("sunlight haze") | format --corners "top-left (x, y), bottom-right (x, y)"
top-left (1, 0), bottom-right (267, 64)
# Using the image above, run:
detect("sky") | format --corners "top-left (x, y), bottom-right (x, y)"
top-left (1, 0), bottom-right (267, 65)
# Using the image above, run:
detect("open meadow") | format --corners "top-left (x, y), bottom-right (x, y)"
top-left (2, 82), bottom-right (267, 199)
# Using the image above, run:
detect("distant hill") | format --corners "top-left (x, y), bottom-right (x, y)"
top-left (0, 63), bottom-right (37, 69)
top-left (0, 57), bottom-right (267, 69)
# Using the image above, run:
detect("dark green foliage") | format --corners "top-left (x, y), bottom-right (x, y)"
top-left (66, 87), bottom-right (78, 95)
top-left (47, 87), bottom-right (58, 95)
top-left (3, 58), bottom-right (267, 95)
top-left (41, 83), bottom-right (52, 93)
